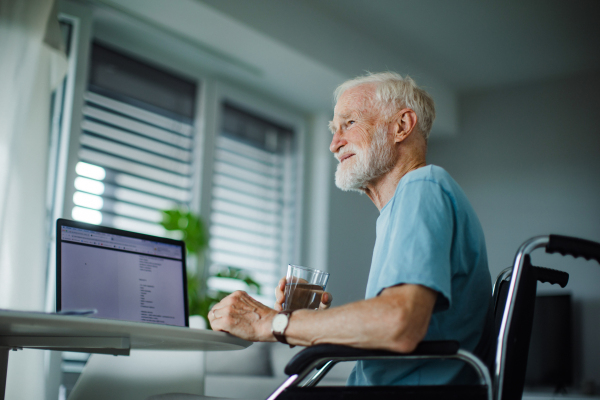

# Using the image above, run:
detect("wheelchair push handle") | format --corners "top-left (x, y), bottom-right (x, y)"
top-left (546, 235), bottom-right (600, 265)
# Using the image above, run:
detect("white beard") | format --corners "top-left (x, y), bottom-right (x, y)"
top-left (334, 125), bottom-right (396, 192)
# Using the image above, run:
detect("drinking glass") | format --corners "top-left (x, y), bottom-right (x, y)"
top-left (283, 264), bottom-right (330, 311)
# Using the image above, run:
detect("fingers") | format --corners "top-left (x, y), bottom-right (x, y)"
top-left (207, 306), bottom-right (221, 331)
top-left (275, 278), bottom-right (286, 295)
top-left (208, 291), bottom-right (245, 328)
top-left (207, 290), bottom-right (278, 341)
top-left (209, 297), bottom-right (240, 333)
top-left (274, 277), bottom-right (286, 310)
top-left (209, 306), bottom-right (225, 320)
top-left (208, 308), bottom-right (229, 333)
top-left (319, 291), bottom-right (333, 310)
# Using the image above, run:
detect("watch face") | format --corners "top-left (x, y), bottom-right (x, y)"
top-left (272, 313), bottom-right (289, 332)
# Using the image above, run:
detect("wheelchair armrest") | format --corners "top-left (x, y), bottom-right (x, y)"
top-left (284, 340), bottom-right (459, 376)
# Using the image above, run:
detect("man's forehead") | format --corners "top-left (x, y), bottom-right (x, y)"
top-left (334, 111), bottom-right (353, 120)
top-left (334, 84), bottom-right (375, 115)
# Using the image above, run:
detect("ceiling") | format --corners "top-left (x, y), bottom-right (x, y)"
top-left (95, 0), bottom-right (600, 136)
top-left (200, 0), bottom-right (600, 92)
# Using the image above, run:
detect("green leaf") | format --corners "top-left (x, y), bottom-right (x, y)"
top-left (160, 208), bottom-right (208, 255)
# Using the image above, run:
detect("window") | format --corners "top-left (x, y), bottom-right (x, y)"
top-left (58, 42), bottom-right (303, 304)
top-left (48, 7), bottom-right (304, 400)
top-left (68, 43), bottom-right (197, 236)
top-left (207, 103), bottom-right (297, 302)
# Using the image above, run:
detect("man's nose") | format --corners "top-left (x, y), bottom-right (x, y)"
top-left (330, 129), bottom-right (346, 154)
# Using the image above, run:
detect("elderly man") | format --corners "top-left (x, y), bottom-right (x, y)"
top-left (209, 72), bottom-right (492, 386)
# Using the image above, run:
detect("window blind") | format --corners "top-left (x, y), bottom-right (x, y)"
top-left (208, 105), bottom-right (295, 303)
top-left (71, 90), bottom-right (195, 236)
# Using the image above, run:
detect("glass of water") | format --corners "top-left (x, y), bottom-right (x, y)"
top-left (283, 264), bottom-right (330, 311)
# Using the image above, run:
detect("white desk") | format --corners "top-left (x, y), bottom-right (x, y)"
top-left (0, 310), bottom-right (250, 399)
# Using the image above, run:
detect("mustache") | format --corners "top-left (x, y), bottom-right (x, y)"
top-left (334, 145), bottom-right (360, 162)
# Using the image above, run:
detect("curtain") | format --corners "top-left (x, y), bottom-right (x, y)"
top-left (0, 0), bottom-right (67, 398)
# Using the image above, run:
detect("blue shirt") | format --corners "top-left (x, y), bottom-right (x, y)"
top-left (347, 165), bottom-right (492, 386)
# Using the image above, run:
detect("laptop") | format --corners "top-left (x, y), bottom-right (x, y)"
top-left (56, 218), bottom-right (189, 327)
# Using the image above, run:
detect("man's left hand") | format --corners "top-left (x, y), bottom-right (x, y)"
top-left (208, 291), bottom-right (278, 342)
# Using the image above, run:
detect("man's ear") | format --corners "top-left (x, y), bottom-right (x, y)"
top-left (392, 108), bottom-right (418, 143)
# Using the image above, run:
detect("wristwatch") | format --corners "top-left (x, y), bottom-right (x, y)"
top-left (271, 311), bottom-right (293, 345)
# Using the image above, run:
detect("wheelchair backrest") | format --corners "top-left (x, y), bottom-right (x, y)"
top-left (493, 257), bottom-right (569, 400)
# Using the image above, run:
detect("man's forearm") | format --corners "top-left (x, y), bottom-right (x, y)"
top-left (283, 284), bottom-right (436, 353)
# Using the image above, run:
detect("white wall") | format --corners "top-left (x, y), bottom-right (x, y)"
top-left (428, 71), bottom-right (600, 385)
top-left (325, 180), bottom-right (380, 306)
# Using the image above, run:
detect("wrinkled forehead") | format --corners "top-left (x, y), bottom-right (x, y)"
top-left (334, 84), bottom-right (376, 115)
top-left (330, 86), bottom-right (378, 134)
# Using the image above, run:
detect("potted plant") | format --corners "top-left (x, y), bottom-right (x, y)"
top-left (160, 208), bottom-right (260, 328)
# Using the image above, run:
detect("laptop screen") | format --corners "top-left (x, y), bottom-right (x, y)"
top-left (57, 219), bottom-right (188, 327)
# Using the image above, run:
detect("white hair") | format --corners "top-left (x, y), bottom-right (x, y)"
top-left (334, 72), bottom-right (436, 141)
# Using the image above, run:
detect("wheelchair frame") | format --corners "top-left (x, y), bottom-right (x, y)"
top-left (266, 234), bottom-right (600, 400)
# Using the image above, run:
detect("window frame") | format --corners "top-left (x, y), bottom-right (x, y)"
top-left (46, 3), bottom-right (94, 316)
top-left (46, 3), bottom-right (95, 398)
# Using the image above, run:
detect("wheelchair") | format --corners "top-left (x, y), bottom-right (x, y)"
top-left (265, 235), bottom-right (600, 400)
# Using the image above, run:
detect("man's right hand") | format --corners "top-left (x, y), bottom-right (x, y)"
top-left (274, 277), bottom-right (333, 311)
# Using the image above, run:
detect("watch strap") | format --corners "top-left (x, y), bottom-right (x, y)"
top-left (272, 310), bottom-right (293, 345)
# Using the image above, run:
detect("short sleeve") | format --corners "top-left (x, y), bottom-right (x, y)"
top-left (373, 179), bottom-right (455, 312)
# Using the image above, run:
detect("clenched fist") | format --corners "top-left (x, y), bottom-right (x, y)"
top-left (208, 291), bottom-right (278, 342)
